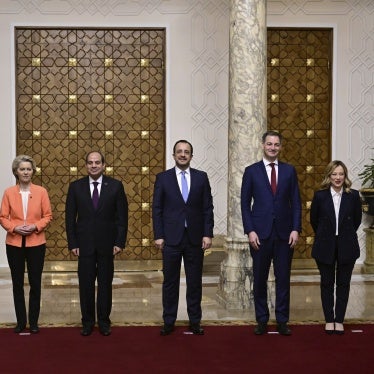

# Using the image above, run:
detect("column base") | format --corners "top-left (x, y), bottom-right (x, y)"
top-left (216, 237), bottom-right (253, 310)
top-left (364, 228), bottom-right (374, 274)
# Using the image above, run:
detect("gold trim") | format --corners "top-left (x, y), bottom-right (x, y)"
top-left (32, 58), bottom-right (41, 66)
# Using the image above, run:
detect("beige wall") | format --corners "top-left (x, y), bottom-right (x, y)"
top-left (0, 0), bottom-right (371, 266)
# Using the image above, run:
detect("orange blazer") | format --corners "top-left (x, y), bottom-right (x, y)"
top-left (0, 183), bottom-right (52, 247)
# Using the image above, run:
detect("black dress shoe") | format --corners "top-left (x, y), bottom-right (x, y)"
top-left (277, 323), bottom-right (292, 336)
top-left (254, 322), bottom-right (267, 335)
top-left (189, 324), bottom-right (204, 335)
top-left (334, 329), bottom-right (345, 335)
top-left (160, 324), bottom-right (174, 336)
top-left (325, 329), bottom-right (334, 335)
top-left (99, 326), bottom-right (112, 336)
top-left (30, 325), bottom-right (40, 334)
top-left (14, 324), bottom-right (26, 334)
top-left (80, 326), bottom-right (93, 336)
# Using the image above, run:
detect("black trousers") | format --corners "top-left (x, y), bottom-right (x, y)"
top-left (316, 238), bottom-right (355, 323)
top-left (162, 230), bottom-right (204, 326)
top-left (6, 244), bottom-right (46, 326)
top-left (78, 253), bottom-right (114, 328)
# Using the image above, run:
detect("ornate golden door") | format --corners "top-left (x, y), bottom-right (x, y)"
top-left (15, 28), bottom-right (165, 260)
top-left (267, 28), bottom-right (332, 265)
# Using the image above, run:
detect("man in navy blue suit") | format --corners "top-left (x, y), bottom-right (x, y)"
top-left (152, 140), bottom-right (214, 336)
top-left (241, 131), bottom-right (301, 336)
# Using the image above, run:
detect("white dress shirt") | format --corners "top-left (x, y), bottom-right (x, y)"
top-left (175, 167), bottom-right (191, 194)
top-left (263, 158), bottom-right (278, 185)
top-left (330, 187), bottom-right (342, 235)
top-left (89, 176), bottom-right (103, 197)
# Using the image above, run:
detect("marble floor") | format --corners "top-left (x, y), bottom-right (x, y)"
top-left (0, 260), bottom-right (373, 327)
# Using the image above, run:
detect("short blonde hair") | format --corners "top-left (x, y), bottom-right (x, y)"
top-left (12, 155), bottom-right (37, 179)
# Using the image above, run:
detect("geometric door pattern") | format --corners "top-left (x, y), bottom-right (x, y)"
top-left (15, 28), bottom-right (165, 260)
top-left (267, 28), bottom-right (332, 260)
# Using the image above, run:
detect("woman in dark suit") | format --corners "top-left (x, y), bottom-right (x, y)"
top-left (310, 160), bottom-right (362, 335)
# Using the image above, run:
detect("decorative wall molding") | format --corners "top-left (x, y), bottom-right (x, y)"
top-left (0, 0), bottom-right (372, 260)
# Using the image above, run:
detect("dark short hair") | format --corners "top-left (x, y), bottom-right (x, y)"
top-left (85, 151), bottom-right (105, 164)
top-left (173, 140), bottom-right (193, 155)
top-left (262, 131), bottom-right (282, 144)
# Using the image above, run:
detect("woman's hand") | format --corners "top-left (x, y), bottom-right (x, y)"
top-left (14, 224), bottom-right (36, 236)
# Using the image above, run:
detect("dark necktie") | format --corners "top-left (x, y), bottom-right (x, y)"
top-left (92, 181), bottom-right (99, 209)
top-left (181, 171), bottom-right (189, 202)
top-left (270, 163), bottom-right (277, 195)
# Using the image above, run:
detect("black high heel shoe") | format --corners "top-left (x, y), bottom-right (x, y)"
top-left (325, 328), bottom-right (334, 335)
top-left (324, 323), bottom-right (334, 335)
top-left (334, 322), bottom-right (344, 335)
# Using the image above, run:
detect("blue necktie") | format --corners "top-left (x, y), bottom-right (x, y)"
top-left (92, 181), bottom-right (99, 209)
top-left (181, 171), bottom-right (189, 202)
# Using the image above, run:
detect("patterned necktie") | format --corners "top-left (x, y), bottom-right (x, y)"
top-left (181, 171), bottom-right (189, 202)
top-left (270, 163), bottom-right (277, 195)
top-left (92, 181), bottom-right (99, 209)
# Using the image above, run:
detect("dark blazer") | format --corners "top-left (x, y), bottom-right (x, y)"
top-left (241, 160), bottom-right (302, 240)
top-left (310, 188), bottom-right (362, 264)
top-left (65, 175), bottom-right (128, 256)
top-left (152, 167), bottom-right (214, 246)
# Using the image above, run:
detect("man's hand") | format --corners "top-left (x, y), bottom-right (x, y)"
top-left (71, 248), bottom-right (79, 256)
top-left (113, 246), bottom-right (122, 255)
top-left (155, 238), bottom-right (165, 250)
top-left (248, 231), bottom-right (260, 250)
top-left (289, 230), bottom-right (299, 248)
top-left (202, 237), bottom-right (212, 250)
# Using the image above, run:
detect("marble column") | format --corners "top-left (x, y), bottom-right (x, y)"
top-left (216, 0), bottom-right (267, 309)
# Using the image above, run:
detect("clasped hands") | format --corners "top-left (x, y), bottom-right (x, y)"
top-left (14, 224), bottom-right (36, 236)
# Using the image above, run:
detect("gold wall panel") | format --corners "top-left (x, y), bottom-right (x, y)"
top-left (267, 28), bottom-right (332, 259)
top-left (16, 28), bottom-right (165, 261)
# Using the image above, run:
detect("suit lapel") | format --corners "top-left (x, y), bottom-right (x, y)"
top-left (171, 168), bottom-right (185, 202)
top-left (97, 176), bottom-right (110, 209)
top-left (338, 192), bottom-right (348, 227)
top-left (259, 162), bottom-right (272, 194)
top-left (324, 190), bottom-right (336, 228)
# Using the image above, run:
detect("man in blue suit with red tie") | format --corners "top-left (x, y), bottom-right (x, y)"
top-left (152, 140), bottom-right (214, 336)
top-left (241, 131), bottom-right (301, 336)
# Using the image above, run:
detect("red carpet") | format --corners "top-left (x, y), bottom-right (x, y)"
top-left (0, 324), bottom-right (372, 373)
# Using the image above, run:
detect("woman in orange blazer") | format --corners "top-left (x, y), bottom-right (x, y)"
top-left (0, 155), bottom-right (52, 334)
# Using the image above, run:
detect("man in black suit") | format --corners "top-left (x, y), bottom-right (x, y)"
top-left (65, 151), bottom-right (128, 336)
top-left (152, 140), bottom-right (214, 336)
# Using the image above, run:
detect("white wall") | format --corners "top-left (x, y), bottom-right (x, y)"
top-left (0, 0), bottom-right (371, 266)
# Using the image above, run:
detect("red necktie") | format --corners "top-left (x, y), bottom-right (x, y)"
top-left (92, 182), bottom-right (99, 209)
top-left (270, 163), bottom-right (276, 195)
